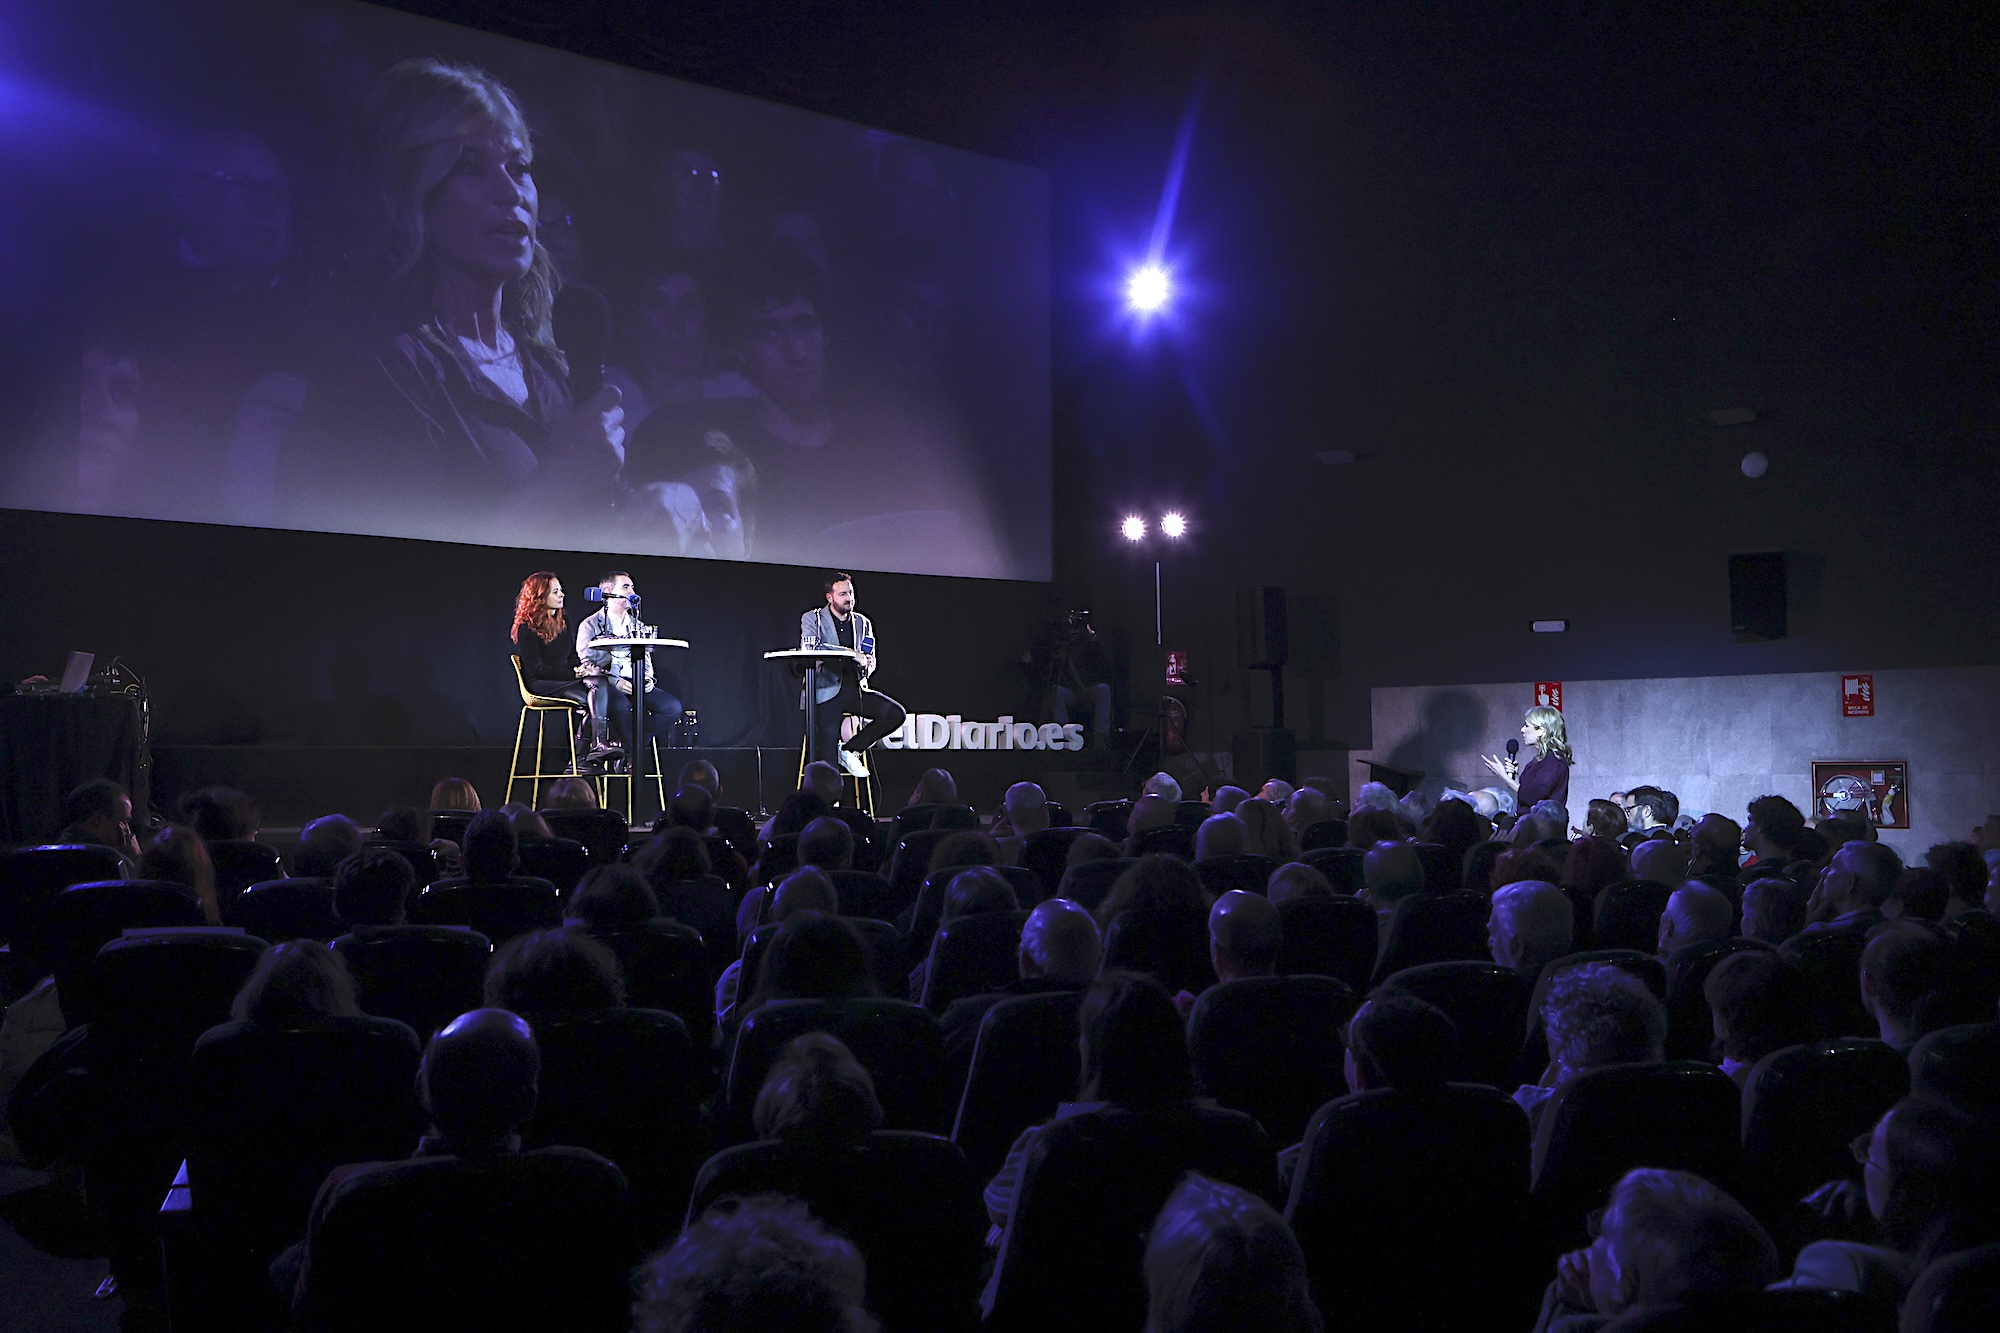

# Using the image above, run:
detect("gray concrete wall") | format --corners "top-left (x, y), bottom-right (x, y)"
top-left (1352, 666), bottom-right (2000, 862)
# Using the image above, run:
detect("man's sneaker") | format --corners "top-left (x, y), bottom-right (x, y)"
top-left (838, 747), bottom-right (871, 778)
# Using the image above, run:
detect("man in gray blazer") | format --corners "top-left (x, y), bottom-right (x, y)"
top-left (801, 571), bottom-right (906, 776)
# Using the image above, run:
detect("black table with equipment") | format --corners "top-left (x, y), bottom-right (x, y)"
top-left (0, 692), bottom-right (147, 843)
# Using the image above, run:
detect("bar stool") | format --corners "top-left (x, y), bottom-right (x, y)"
top-left (507, 656), bottom-right (583, 809)
top-left (598, 738), bottom-right (668, 825)
top-left (797, 714), bottom-right (876, 817)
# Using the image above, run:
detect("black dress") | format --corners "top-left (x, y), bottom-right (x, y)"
top-left (516, 624), bottom-right (585, 703)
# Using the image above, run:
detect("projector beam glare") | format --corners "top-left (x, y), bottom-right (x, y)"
top-left (1125, 264), bottom-right (1171, 314)
top-left (1121, 515), bottom-right (1147, 542)
top-left (1160, 511), bottom-right (1187, 538)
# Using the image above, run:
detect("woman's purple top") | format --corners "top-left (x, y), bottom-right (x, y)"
top-left (1518, 754), bottom-right (1570, 811)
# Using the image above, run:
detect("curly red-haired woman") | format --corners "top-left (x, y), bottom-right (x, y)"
top-left (512, 571), bottom-right (610, 759)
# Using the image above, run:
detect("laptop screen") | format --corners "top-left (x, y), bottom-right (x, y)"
top-left (58, 651), bottom-right (94, 694)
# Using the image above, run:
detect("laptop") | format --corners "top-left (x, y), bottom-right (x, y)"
top-left (58, 651), bottom-right (95, 694)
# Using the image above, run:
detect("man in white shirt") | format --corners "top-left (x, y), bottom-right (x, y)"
top-left (577, 570), bottom-right (682, 766)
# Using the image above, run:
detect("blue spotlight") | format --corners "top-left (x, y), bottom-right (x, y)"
top-left (1125, 264), bottom-right (1172, 314)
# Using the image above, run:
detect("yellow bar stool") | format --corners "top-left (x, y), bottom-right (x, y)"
top-left (598, 736), bottom-right (667, 825)
top-left (507, 656), bottom-right (584, 809)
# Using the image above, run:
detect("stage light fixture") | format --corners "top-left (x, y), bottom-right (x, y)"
top-left (1121, 514), bottom-right (1147, 541)
top-left (1159, 511), bottom-right (1187, 538)
top-left (1126, 264), bottom-right (1171, 313)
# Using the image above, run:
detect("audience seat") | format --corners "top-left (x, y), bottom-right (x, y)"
top-left (1592, 879), bottom-right (1674, 954)
top-left (364, 839), bottom-right (442, 887)
top-left (39, 879), bottom-right (207, 1025)
top-left (1663, 936), bottom-right (1773, 1059)
top-left (1286, 1085), bottom-right (1533, 1333)
top-left (225, 877), bottom-right (341, 942)
top-left (892, 802), bottom-right (978, 838)
top-left (827, 807), bottom-right (884, 873)
top-left (1129, 824), bottom-right (1196, 860)
top-left (828, 867), bottom-right (908, 923)
top-left (1044, 800), bottom-right (1072, 828)
top-left (689, 1132), bottom-right (986, 1333)
top-left (538, 808), bottom-right (629, 869)
top-left (884, 828), bottom-right (954, 908)
top-left (1780, 925), bottom-right (1878, 1038)
top-left (427, 810), bottom-right (473, 846)
top-left (0, 843), bottom-right (128, 985)
top-left (1902, 1240), bottom-right (2000, 1333)
top-left (526, 1008), bottom-right (703, 1240)
top-left (906, 866), bottom-right (1036, 961)
top-left (711, 806), bottom-right (758, 863)
top-left (1298, 819), bottom-right (1347, 852)
top-left (1020, 828), bottom-right (1089, 899)
top-left (1741, 1038), bottom-right (1910, 1219)
top-left (1370, 892), bottom-right (1489, 987)
top-left (1301, 846), bottom-right (1366, 894)
top-left (1411, 841), bottom-right (1461, 893)
top-left (1082, 799), bottom-right (1134, 839)
top-left (1103, 906), bottom-right (1215, 996)
top-left (333, 925), bottom-right (492, 1039)
top-left (205, 840), bottom-right (285, 906)
top-left (920, 910), bottom-right (1030, 1012)
top-left (1191, 853), bottom-right (1276, 899)
top-left (1529, 1060), bottom-right (1741, 1252)
top-left (1380, 961), bottom-right (1532, 1088)
top-left (1171, 799), bottom-right (1210, 829)
top-left (1946, 910), bottom-right (2000, 1012)
top-left (1050, 857), bottom-right (1134, 915)
top-left (950, 991), bottom-right (1083, 1180)
top-left (983, 1103), bottom-right (1280, 1332)
top-left (1188, 974), bottom-right (1357, 1145)
top-left (652, 873), bottom-right (737, 981)
top-left (1273, 896), bottom-right (1380, 992)
top-left (721, 998), bottom-right (948, 1143)
top-left (291, 1145), bottom-right (640, 1333)
top-left (515, 836), bottom-right (588, 898)
top-left (737, 917), bottom-right (906, 1002)
top-left (572, 919), bottom-right (714, 1054)
top-left (412, 878), bottom-right (561, 944)
top-left (1908, 1021), bottom-right (2000, 1112)
top-left (752, 832), bottom-right (801, 885)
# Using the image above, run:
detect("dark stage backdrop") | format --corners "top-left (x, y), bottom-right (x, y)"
top-left (0, 508), bottom-right (1055, 763)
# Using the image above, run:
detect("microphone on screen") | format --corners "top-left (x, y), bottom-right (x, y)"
top-left (552, 283), bottom-right (613, 403)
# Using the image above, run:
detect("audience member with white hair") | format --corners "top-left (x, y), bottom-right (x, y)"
top-left (939, 897), bottom-right (1102, 1075)
top-left (1144, 1173), bottom-right (1323, 1333)
top-left (1283, 786), bottom-right (1331, 839)
top-left (1352, 781), bottom-right (1398, 813)
top-left (1513, 961), bottom-right (1668, 1133)
top-left (1211, 785), bottom-right (1251, 815)
top-left (1141, 771), bottom-right (1183, 804)
top-left (995, 781), bottom-right (1050, 864)
top-left (1194, 812), bottom-right (1249, 862)
top-left (1630, 838), bottom-right (1690, 888)
top-left (1655, 882), bottom-right (1733, 958)
top-left (1258, 778), bottom-right (1295, 806)
top-left (1397, 789), bottom-right (1433, 831)
top-left (1487, 880), bottom-right (1575, 983)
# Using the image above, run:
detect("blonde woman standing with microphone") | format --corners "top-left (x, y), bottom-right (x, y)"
top-left (1483, 705), bottom-right (1572, 813)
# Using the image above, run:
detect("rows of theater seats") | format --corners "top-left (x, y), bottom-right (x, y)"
top-left (2, 791), bottom-right (1998, 1331)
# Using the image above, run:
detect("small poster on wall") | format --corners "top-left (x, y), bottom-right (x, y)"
top-left (1811, 760), bottom-right (1908, 829)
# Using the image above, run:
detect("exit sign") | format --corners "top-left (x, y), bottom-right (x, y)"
top-left (1843, 675), bottom-right (1874, 717)
top-left (1535, 681), bottom-right (1563, 711)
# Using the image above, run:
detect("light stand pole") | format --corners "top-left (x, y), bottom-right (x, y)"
top-left (1121, 511), bottom-right (1188, 775)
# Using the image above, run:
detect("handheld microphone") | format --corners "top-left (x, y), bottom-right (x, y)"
top-left (551, 283), bottom-right (612, 402)
top-left (1505, 739), bottom-right (1519, 760)
top-left (586, 587), bottom-right (640, 609)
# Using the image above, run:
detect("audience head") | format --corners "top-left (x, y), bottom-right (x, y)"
top-left (333, 846), bottom-right (417, 925)
top-left (1926, 842), bottom-right (1989, 918)
top-left (1144, 1173), bottom-right (1323, 1333)
top-left (1344, 994), bottom-right (1457, 1097)
top-left (484, 928), bottom-right (625, 1016)
top-left (1259, 778), bottom-right (1295, 807)
top-left (375, 805), bottom-right (432, 845)
top-left (747, 911), bottom-right (877, 1012)
top-left (1267, 862), bottom-right (1335, 904)
top-left (1466, 789), bottom-right (1502, 820)
top-left (419, 1008), bottom-right (539, 1154)
top-left (229, 939), bottom-right (361, 1028)
top-left (642, 826), bottom-right (713, 886)
top-left (632, 1197), bottom-right (872, 1333)
top-left (1421, 795), bottom-right (1484, 851)
top-left (1891, 867), bottom-right (1950, 922)
top-left (927, 830), bottom-right (998, 877)
top-left (770, 788), bottom-right (831, 839)
top-left (295, 814), bottom-right (365, 879)
top-left (1741, 876), bottom-right (1809, 945)
top-left (1584, 1169), bottom-right (1778, 1317)
top-left (179, 786), bottom-right (258, 843)
top-left (942, 866), bottom-right (1019, 922)
top-left (1791, 826), bottom-right (1830, 864)
top-left (1487, 881), bottom-right (1574, 975)
top-left (1065, 832), bottom-right (1121, 868)
top-left (1869, 1095), bottom-right (2000, 1270)
top-left (1078, 970), bottom-right (1194, 1108)
top-left (801, 761), bottom-right (843, 810)
top-left (1703, 951), bottom-right (1812, 1069)
top-left (1690, 814), bottom-right (1742, 874)
top-left (1744, 794), bottom-right (1805, 861)
top-left (665, 783), bottom-right (717, 832)
top-left (1018, 898), bottom-right (1102, 984)
top-left (1353, 781), bottom-right (1398, 814)
top-left (567, 864), bottom-right (659, 927)
top-left (1542, 961), bottom-right (1668, 1081)
top-left (1346, 806), bottom-right (1404, 849)
top-left (1657, 883), bottom-right (1733, 956)
top-left (1195, 813), bottom-right (1248, 861)
top-left (1142, 771), bottom-right (1183, 804)
top-left (500, 801), bottom-right (552, 840)
top-left (1003, 782), bottom-right (1050, 837)
top-left (1211, 786), bottom-right (1251, 815)
top-left (1208, 891), bottom-right (1281, 984)
top-left (773, 866), bottom-right (840, 920)
top-left (64, 777), bottom-right (134, 846)
top-left (1283, 786), bottom-right (1330, 837)
top-left (1560, 837), bottom-right (1629, 899)
top-left (1630, 837), bottom-right (1690, 888)
top-left (1235, 799), bottom-right (1297, 862)
top-left (1818, 814), bottom-right (1874, 848)
top-left (1461, 840), bottom-right (1508, 897)
top-left (1625, 786), bottom-right (1675, 831)
top-left (1127, 794), bottom-right (1177, 839)
top-left (461, 809), bottom-right (520, 883)
top-left (541, 776), bottom-right (598, 810)
top-left (911, 767), bottom-right (957, 807)
top-left (1096, 855), bottom-right (1207, 931)
top-left (676, 758), bottom-right (720, 798)
top-left (139, 824), bottom-right (220, 924)
top-left (797, 816), bottom-right (854, 871)
top-left (1861, 921), bottom-right (1968, 1048)
top-left (751, 1033), bottom-right (884, 1151)
top-left (1817, 840), bottom-right (1905, 915)
top-left (428, 776), bottom-right (481, 812)
top-left (1492, 846), bottom-right (1565, 891)
top-left (1585, 798), bottom-right (1628, 841)
top-left (1363, 839), bottom-right (1425, 908)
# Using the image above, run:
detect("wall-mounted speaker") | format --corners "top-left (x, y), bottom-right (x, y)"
top-left (1237, 586), bottom-right (1289, 668)
top-left (1729, 552), bottom-right (1787, 639)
